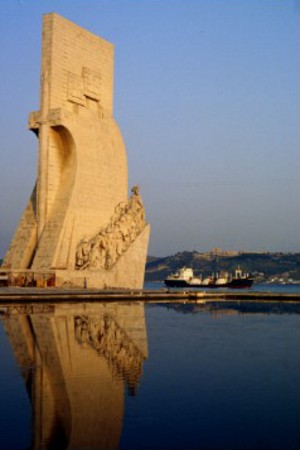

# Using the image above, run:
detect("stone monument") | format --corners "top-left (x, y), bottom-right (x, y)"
top-left (2, 13), bottom-right (150, 288)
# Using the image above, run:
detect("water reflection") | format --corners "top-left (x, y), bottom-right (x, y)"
top-left (161, 300), bottom-right (300, 316)
top-left (1, 302), bottom-right (148, 450)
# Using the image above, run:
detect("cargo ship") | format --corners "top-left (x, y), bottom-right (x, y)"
top-left (164, 266), bottom-right (254, 289)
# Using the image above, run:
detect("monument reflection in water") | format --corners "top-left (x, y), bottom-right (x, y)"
top-left (2, 302), bottom-right (148, 449)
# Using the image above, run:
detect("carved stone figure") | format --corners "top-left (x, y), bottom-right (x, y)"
top-left (75, 186), bottom-right (147, 271)
top-left (76, 239), bottom-right (90, 268)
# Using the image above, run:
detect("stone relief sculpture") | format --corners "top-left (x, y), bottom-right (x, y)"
top-left (75, 186), bottom-right (146, 271)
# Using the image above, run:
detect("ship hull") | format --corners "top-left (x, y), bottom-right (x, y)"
top-left (164, 278), bottom-right (254, 289)
top-left (164, 279), bottom-right (190, 287)
top-left (203, 279), bottom-right (254, 289)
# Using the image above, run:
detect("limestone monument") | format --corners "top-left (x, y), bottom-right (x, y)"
top-left (2, 13), bottom-right (150, 288)
top-left (2, 301), bottom-right (148, 449)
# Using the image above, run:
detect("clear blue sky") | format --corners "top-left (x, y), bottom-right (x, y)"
top-left (0, 0), bottom-right (299, 257)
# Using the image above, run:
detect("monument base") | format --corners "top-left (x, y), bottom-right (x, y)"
top-left (56, 225), bottom-right (150, 288)
top-left (1, 226), bottom-right (150, 290)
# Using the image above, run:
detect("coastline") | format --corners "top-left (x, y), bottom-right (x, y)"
top-left (0, 285), bottom-right (300, 303)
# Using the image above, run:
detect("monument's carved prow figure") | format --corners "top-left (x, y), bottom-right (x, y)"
top-left (2, 13), bottom-right (150, 288)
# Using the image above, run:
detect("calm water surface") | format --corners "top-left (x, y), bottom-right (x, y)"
top-left (0, 299), bottom-right (299, 450)
top-left (145, 281), bottom-right (300, 293)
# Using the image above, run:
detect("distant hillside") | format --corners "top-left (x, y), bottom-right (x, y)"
top-left (146, 256), bottom-right (160, 263)
top-left (145, 251), bottom-right (300, 283)
top-left (2, 254), bottom-right (299, 284)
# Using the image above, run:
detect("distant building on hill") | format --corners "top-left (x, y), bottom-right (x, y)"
top-left (210, 248), bottom-right (240, 257)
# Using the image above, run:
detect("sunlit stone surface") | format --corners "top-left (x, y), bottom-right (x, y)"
top-left (2, 13), bottom-right (150, 288)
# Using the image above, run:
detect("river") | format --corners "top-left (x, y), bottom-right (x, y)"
top-left (0, 296), bottom-right (299, 450)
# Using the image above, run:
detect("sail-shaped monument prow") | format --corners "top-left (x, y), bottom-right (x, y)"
top-left (2, 13), bottom-right (150, 288)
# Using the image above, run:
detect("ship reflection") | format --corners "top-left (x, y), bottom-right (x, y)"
top-left (1, 302), bottom-right (148, 450)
